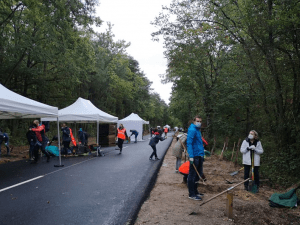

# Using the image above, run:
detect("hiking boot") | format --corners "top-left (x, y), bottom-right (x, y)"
top-left (149, 157), bottom-right (153, 160)
top-left (47, 156), bottom-right (50, 162)
top-left (188, 195), bottom-right (202, 201)
top-left (155, 158), bottom-right (160, 160)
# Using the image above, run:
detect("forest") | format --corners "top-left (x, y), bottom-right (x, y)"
top-left (1, 0), bottom-right (299, 187)
top-left (0, 0), bottom-right (173, 139)
top-left (151, 0), bottom-right (300, 187)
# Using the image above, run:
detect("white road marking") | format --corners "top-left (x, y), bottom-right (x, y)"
top-left (0, 176), bottom-right (44, 193)
top-left (0, 157), bottom-right (97, 193)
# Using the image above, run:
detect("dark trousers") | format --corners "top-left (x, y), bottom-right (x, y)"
top-left (0, 140), bottom-right (10, 154)
top-left (244, 165), bottom-right (260, 187)
top-left (188, 156), bottom-right (203, 197)
top-left (33, 142), bottom-right (50, 162)
top-left (118, 138), bottom-right (124, 151)
top-left (62, 141), bottom-right (70, 154)
top-left (150, 145), bottom-right (157, 158)
top-left (29, 142), bottom-right (36, 158)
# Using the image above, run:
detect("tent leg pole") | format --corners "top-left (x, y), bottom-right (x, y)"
top-left (54, 118), bottom-right (64, 167)
top-left (97, 121), bottom-right (99, 157)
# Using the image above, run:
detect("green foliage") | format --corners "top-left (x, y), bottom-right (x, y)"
top-left (0, 1), bottom-right (172, 149)
top-left (152, 0), bottom-right (300, 187)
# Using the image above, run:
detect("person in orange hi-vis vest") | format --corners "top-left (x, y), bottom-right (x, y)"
top-left (115, 124), bottom-right (128, 154)
top-left (164, 127), bottom-right (168, 138)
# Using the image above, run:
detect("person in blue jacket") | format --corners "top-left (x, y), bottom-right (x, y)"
top-left (186, 115), bottom-right (205, 201)
top-left (130, 129), bottom-right (139, 143)
top-left (0, 128), bottom-right (10, 157)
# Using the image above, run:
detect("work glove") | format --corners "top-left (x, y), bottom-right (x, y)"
top-left (5, 143), bottom-right (8, 146)
top-left (190, 158), bottom-right (194, 165)
top-left (249, 145), bottom-right (256, 150)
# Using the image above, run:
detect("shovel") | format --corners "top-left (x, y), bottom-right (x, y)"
top-left (248, 150), bottom-right (258, 193)
top-left (230, 167), bottom-right (244, 176)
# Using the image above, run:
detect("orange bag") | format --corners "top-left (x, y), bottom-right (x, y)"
top-left (178, 161), bottom-right (190, 175)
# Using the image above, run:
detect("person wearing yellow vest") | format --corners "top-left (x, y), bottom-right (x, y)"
top-left (116, 124), bottom-right (128, 154)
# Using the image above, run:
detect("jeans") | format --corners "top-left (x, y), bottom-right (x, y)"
top-left (150, 145), bottom-right (157, 158)
top-left (176, 157), bottom-right (181, 170)
top-left (244, 165), bottom-right (260, 188)
top-left (188, 156), bottom-right (203, 197)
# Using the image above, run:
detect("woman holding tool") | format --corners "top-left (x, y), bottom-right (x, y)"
top-left (240, 130), bottom-right (264, 192)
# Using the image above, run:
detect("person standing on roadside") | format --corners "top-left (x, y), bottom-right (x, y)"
top-left (61, 123), bottom-right (71, 154)
top-left (240, 130), bottom-right (264, 192)
top-left (26, 123), bottom-right (37, 160)
top-left (0, 128), bottom-right (10, 157)
top-left (172, 133), bottom-right (187, 172)
top-left (30, 120), bottom-right (51, 163)
top-left (164, 127), bottom-right (168, 138)
top-left (186, 115), bottom-right (205, 201)
top-left (116, 124), bottom-right (128, 154)
top-left (149, 128), bottom-right (165, 160)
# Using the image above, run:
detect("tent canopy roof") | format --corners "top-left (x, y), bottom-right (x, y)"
top-left (0, 83), bottom-right (58, 119)
top-left (41, 97), bottom-right (118, 123)
top-left (118, 113), bottom-right (149, 124)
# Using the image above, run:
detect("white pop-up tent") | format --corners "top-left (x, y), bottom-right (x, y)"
top-left (118, 113), bottom-right (149, 142)
top-left (0, 83), bottom-right (58, 119)
top-left (41, 97), bottom-right (118, 147)
top-left (0, 83), bottom-right (62, 166)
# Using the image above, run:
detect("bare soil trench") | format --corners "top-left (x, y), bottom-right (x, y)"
top-left (135, 137), bottom-right (300, 225)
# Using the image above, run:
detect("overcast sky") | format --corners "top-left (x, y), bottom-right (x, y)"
top-left (95, 0), bottom-right (173, 104)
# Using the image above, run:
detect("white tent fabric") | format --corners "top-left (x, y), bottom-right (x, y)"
top-left (41, 97), bottom-right (118, 148)
top-left (41, 97), bottom-right (118, 123)
top-left (0, 83), bottom-right (63, 166)
top-left (118, 113), bottom-right (149, 142)
top-left (0, 83), bottom-right (58, 119)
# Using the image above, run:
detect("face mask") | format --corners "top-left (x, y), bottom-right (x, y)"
top-left (248, 134), bottom-right (254, 139)
top-left (195, 122), bottom-right (201, 128)
top-left (119, 127), bottom-right (122, 129)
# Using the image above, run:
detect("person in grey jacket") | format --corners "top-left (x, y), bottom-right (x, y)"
top-left (149, 129), bottom-right (165, 160)
top-left (172, 133), bottom-right (187, 172)
top-left (240, 130), bottom-right (264, 191)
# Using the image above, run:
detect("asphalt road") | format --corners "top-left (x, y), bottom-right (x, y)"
top-left (0, 133), bottom-right (173, 225)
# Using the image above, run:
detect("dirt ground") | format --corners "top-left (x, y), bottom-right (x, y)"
top-left (135, 137), bottom-right (300, 225)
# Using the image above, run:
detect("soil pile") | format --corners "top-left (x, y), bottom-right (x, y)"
top-left (135, 137), bottom-right (300, 225)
